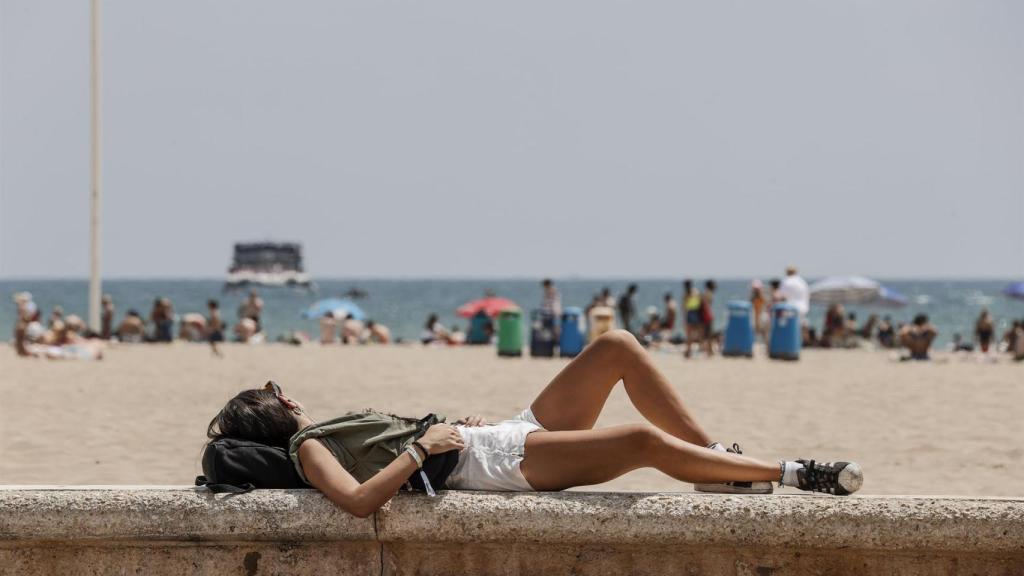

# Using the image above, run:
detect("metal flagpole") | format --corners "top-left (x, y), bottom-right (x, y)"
top-left (88, 0), bottom-right (102, 332)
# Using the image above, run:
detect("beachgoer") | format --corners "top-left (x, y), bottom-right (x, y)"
top-left (769, 278), bottom-right (783, 304)
top-left (661, 292), bottom-right (677, 336)
top-left (540, 279), bottom-right (562, 318)
top-left (341, 314), bottom-right (366, 345)
top-left (877, 316), bottom-right (895, 349)
top-left (750, 281), bottom-right (767, 340)
top-left (116, 310), bottom-right (146, 343)
top-left (683, 279), bottom-right (702, 358)
top-left (974, 309), bottom-right (995, 353)
top-left (150, 297), bottom-right (174, 343)
top-left (449, 325), bottom-right (466, 345)
top-left (899, 314), bottom-right (938, 361)
top-left (617, 285), bottom-right (638, 333)
top-left (100, 295), bottom-right (115, 340)
top-left (48, 306), bottom-right (64, 329)
top-left (951, 333), bottom-right (974, 353)
top-left (1013, 320), bottom-right (1024, 362)
top-left (600, 287), bottom-right (615, 308)
top-left (778, 266), bottom-right (810, 321)
top-left (239, 290), bottom-right (265, 332)
top-left (639, 306), bottom-right (662, 345)
top-left (366, 321), bottom-right (391, 344)
top-left (701, 280), bottom-right (717, 356)
top-left (206, 300), bottom-right (225, 356)
top-left (179, 314), bottom-right (207, 342)
top-left (1002, 320), bottom-right (1021, 356)
top-left (234, 317), bottom-right (259, 343)
top-left (858, 315), bottom-right (879, 340)
top-left (320, 311), bottom-right (338, 344)
top-left (421, 314), bottom-right (449, 345)
top-left (207, 331), bottom-right (863, 519)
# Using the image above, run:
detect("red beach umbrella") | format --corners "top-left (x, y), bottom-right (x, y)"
top-left (457, 296), bottom-right (519, 318)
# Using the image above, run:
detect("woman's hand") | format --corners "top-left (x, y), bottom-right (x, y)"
top-left (454, 415), bottom-right (486, 427)
top-left (418, 424), bottom-right (465, 454)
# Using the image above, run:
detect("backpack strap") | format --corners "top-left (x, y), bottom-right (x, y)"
top-left (195, 474), bottom-right (255, 494)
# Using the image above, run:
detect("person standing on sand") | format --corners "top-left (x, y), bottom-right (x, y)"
top-left (974, 309), bottom-right (995, 353)
top-left (540, 279), bottom-right (562, 318)
top-left (701, 280), bottom-right (717, 356)
top-left (617, 284), bottom-right (638, 333)
top-left (100, 295), bottom-right (115, 340)
top-left (206, 299), bottom-right (225, 356)
top-left (750, 280), bottom-right (767, 341)
top-left (661, 292), bottom-right (677, 337)
top-left (683, 279), bottom-right (702, 358)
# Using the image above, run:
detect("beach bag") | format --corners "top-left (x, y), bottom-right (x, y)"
top-left (288, 411), bottom-right (459, 496)
top-left (196, 437), bottom-right (307, 493)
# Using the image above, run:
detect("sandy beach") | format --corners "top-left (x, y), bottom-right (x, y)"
top-left (1, 343), bottom-right (1021, 496)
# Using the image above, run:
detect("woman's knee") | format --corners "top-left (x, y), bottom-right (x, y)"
top-left (594, 329), bottom-right (644, 358)
top-left (618, 423), bottom-right (662, 457)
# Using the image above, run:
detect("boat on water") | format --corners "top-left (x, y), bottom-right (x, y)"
top-left (224, 242), bottom-right (314, 291)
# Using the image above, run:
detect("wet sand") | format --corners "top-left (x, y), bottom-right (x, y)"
top-left (1, 342), bottom-right (1021, 496)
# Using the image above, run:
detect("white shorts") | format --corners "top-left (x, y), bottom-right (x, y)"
top-left (445, 408), bottom-right (545, 491)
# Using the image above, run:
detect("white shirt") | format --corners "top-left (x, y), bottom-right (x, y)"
top-left (779, 274), bottom-right (810, 317)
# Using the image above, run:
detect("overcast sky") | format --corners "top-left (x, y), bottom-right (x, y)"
top-left (2, 1), bottom-right (1022, 279)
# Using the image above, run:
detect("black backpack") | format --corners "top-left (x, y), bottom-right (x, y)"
top-left (196, 437), bottom-right (306, 493)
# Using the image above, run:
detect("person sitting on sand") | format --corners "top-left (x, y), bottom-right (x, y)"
top-left (116, 310), bottom-right (147, 343)
top-left (341, 314), bottom-right (365, 345)
top-left (365, 320), bottom-right (391, 344)
top-left (319, 311), bottom-right (338, 345)
top-left (207, 330), bottom-right (864, 518)
top-left (899, 314), bottom-right (938, 361)
top-left (876, 316), bottom-right (895, 348)
top-left (421, 314), bottom-right (449, 345)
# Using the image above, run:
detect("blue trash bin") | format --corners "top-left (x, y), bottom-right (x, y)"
top-left (769, 303), bottom-right (801, 360)
top-left (530, 309), bottom-right (557, 357)
top-left (559, 307), bottom-right (585, 358)
top-left (722, 301), bottom-right (754, 358)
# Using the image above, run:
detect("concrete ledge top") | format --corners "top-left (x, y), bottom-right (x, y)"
top-left (2, 487), bottom-right (1023, 552)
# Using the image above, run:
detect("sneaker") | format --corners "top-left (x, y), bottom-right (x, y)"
top-left (693, 442), bottom-right (774, 495)
top-left (793, 459), bottom-right (863, 496)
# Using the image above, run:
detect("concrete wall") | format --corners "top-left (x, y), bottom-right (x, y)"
top-left (2, 487), bottom-right (1023, 575)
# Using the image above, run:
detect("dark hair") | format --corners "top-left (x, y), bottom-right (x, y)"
top-left (628, 284), bottom-right (638, 293)
top-left (705, 280), bottom-right (717, 291)
top-left (207, 299), bottom-right (219, 309)
top-left (426, 314), bottom-right (438, 329)
top-left (542, 278), bottom-right (552, 287)
top-left (683, 279), bottom-right (693, 291)
top-left (207, 389), bottom-right (298, 448)
top-left (770, 279), bottom-right (781, 289)
top-left (913, 314), bottom-right (928, 326)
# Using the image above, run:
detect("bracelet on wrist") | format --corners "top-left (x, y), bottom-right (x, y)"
top-left (405, 445), bottom-right (423, 469)
top-left (412, 441), bottom-right (429, 459)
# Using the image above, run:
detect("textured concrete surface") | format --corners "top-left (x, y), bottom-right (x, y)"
top-left (3, 487), bottom-right (1024, 575)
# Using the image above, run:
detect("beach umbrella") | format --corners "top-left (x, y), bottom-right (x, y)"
top-left (457, 296), bottom-right (518, 318)
top-left (809, 276), bottom-right (883, 305)
top-left (301, 298), bottom-right (366, 320)
top-left (876, 286), bottom-right (909, 308)
top-left (1004, 282), bottom-right (1024, 301)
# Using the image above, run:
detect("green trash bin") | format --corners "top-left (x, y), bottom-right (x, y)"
top-left (497, 308), bottom-right (523, 357)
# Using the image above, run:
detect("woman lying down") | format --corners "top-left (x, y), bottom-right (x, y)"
top-left (207, 330), bottom-right (863, 517)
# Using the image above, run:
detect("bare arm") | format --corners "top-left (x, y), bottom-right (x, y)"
top-left (298, 423), bottom-right (465, 518)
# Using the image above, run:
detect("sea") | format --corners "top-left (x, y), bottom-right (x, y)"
top-left (2, 279), bottom-right (1020, 348)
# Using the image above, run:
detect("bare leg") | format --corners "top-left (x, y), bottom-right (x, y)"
top-left (520, 425), bottom-right (778, 491)
top-left (530, 330), bottom-right (711, 446)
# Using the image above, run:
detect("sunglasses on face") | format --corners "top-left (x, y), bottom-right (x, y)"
top-left (264, 381), bottom-right (282, 395)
